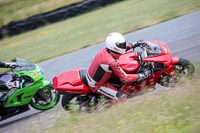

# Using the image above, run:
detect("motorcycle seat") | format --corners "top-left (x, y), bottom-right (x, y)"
top-left (79, 69), bottom-right (88, 86)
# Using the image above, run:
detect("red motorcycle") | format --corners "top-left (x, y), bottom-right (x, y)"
top-left (53, 40), bottom-right (195, 110)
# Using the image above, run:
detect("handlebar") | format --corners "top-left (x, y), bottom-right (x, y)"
top-left (135, 51), bottom-right (153, 78)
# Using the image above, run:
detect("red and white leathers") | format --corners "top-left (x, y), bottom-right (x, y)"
top-left (86, 46), bottom-right (138, 103)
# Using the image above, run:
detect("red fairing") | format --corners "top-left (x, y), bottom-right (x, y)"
top-left (118, 51), bottom-right (140, 74)
top-left (53, 68), bottom-right (91, 94)
top-left (52, 40), bottom-right (184, 97)
top-left (171, 57), bottom-right (180, 65)
top-left (142, 40), bottom-right (172, 66)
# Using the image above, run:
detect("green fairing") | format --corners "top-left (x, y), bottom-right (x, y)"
top-left (1, 58), bottom-right (59, 110)
top-left (4, 64), bottom-right (43, 107)
top-left (40, 80), bottom-right (50, 88)
top-left (5, 81), bottom-right (42, 107)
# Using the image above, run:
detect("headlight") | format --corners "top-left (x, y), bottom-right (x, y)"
top-left (38, 66), bottom-right (44, 74)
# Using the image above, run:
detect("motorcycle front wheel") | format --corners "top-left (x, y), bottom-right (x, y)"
top-left (30, 83), bottom-right (60, 110)
top-left (158, 58), bottom-right (195, 87)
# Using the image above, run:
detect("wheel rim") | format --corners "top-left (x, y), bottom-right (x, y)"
top-left (174, 64), bottom-right (195, 79)
top-left (31, 87), bottom-right (59, 110)
top-left (158, 59), bottom-right (195, 87)
top-left (163, 64), bottom-right (194, 87)
top-left (32, 88), bottom-right (53, 105)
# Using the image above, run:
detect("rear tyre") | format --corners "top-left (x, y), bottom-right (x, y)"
top-left (61, 93), bottom-right (80, 110)
top-left (61, 93), bottom-right (101, 112)
top-left (158, 58), bottom-right (195, 87)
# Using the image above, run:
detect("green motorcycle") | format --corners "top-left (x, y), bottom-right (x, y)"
top-left (0, 58), bottom-right (60, 121)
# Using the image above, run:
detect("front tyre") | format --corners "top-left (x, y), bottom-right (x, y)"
top-left (30, 83), bottom-right (60, 110)
top-left (174, 58), bottom-right (195, 79)
top-left (158, 58), bottom-right (195, 87)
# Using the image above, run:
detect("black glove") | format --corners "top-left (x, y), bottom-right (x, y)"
top-left (131, 40), bottom-right (147, 49)
top-left (138, 69), bottom-right (151, 81)
top-left (137, 40), bottom-right (147, 47)
top-left (5, 62), bottom-right (19, 69)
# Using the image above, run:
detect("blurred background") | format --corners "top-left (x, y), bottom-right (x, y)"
top-left (0, 0), bottom-right (199, 63)
top-left (0, 0), bottom-right (200, 133)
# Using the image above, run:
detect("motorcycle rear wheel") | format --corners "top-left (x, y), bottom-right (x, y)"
top-left (30, 83), bottom-right (60, 110)
top-left (62, 93), bottom-right (101, 112)
top-left (61, 93), bottom-right (80, 110)
top-left (158, 58), bottom-right (195, 87)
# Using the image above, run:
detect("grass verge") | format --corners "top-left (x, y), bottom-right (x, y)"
top-left (0, 0), bottom-right (83, 25)
top-left (0, 0), bottom-right (200, 63)
top-left (43, 64), bottom-right (200, 133)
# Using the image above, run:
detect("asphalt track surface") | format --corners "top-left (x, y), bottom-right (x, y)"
top-left (0, 10), bottom-right (200, 132)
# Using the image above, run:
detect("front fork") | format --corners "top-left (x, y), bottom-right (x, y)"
top-left (164, 57), bottom-right (180, 77)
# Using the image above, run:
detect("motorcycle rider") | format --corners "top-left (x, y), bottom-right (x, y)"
top-left (0, 61), bottom-right (19, 105)
top-left (86, 32), bottom-right (151, 105)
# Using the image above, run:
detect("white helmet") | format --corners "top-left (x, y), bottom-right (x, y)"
top-left (105, 32), bottom-right (126, 54)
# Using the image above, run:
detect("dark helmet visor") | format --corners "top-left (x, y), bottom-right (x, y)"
top-left (116, 42), bottom-right (126, 49)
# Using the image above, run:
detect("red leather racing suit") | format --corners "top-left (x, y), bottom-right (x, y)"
top-left (86, 47), bottom-right (138, 100)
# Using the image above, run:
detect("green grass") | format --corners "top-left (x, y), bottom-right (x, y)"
top-left (0, 0), bottom-right (83, 26)
top-left (43, 65), bottom-right (200, 133)
top-left (0, 0), bottom-right (200, 63)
